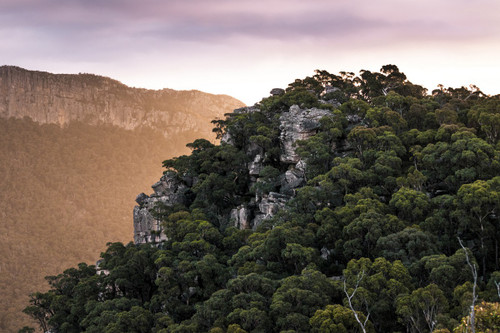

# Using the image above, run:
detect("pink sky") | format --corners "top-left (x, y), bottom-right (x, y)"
top-left (1, 0), bottom-right (499, 104)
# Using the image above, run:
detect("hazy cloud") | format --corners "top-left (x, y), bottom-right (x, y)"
top-left (1, 0), bottom-right (499, 104)
top-left (2, 0), bottom-right (498, 44)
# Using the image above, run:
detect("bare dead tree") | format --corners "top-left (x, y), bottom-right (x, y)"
top-left (495, 280), bottom-right (500, 300)
top-left (458, 237), bottom-right (478, 333)
top-left (343, 270), bottom-right (370, 333)
top-left (423, 293), bottom-right (440, 333)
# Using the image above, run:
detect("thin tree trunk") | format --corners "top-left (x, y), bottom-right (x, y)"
top-left (343, 270), bottom-right (369, 333)
top-left (458, 237), bottom-right (477, 333)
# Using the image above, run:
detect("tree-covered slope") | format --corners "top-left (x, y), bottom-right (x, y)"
top-left (23, 66), bottom-right (500, 333)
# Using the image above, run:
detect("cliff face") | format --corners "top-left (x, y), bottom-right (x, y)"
top-left (0, 66), bottom-right (244, 139)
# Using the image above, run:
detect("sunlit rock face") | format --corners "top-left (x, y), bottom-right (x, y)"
top-left (0, 66), bottom-right (244, 139)
top-left (279, 105), bottom-right (332, 164)
top-left (133, 172), bottom-right (188, 244)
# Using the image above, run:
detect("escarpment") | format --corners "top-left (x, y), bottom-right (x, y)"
top-left (0, 66), bottom-right (244, 139)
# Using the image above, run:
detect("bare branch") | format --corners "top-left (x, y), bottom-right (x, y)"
top-left (344, 270), bottom-right (369, 333)
top-left (495, 280), bottom-right (500, 300)
top-left (458, 237), bottom-right (477, 333)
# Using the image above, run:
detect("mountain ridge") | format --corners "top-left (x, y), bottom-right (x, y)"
top-left (0, 65), bottom-right (245, 139)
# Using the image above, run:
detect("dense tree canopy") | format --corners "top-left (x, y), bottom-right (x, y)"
top-left (23, 66), bottom-right (500, 332)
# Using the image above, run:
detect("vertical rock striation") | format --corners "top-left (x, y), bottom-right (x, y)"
top-left (133, 172), bottom-right (188, 244)
top-left (0, 66), bottom-right (245, 139)
top-left (279, 105), bottom-right (332, 164)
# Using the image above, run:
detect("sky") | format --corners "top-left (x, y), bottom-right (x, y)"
top-left (1, 0), bottom-right (500, 105)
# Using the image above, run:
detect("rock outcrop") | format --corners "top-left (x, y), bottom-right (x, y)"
top-left (0, 66), bottom-right (245, 139)
top-left (134, 102), bottom-right (339, 243)
top-left (279, 105), bottom-right (332, 164)
top-left (270, 88), bottom-right (285, 96)
top-left (133, 172), bottom-right (188, 244)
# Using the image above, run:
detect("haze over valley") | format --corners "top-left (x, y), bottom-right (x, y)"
top-left (0, 66), bottom-right (243, 331)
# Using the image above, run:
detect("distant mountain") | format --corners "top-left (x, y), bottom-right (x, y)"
top-left (0, 66), bottom-right (244, 332)
top-left (0, 65), bottom-right (244, 140)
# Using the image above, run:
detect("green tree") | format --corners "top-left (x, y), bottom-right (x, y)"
top-left (320, 157), bottom-right (364, 196)
top-left (342, 211), bottom-right (405, 260)
top-left (270, 268), bottom-right (337, 332)
top-left (412, 250), bottom-right (475, 296)
top-left (23, 263), bottom-right (100, 333)
top-left (310, 304), bottom-right (375, 333)
top-left (419, 132), bottom-right (500, 191)
top-left (366, 150), bottom-right (403, 194)
top-left (347, 127), bottom-right (377, 158)
top-left (396, 284), bottom-right (449, 333)
top-left (389, 187), bottom-right (430, 223)
top-left (230, 225), bottom-right (316, 276)
top-left (342, 257), bottom-right (412, 332)
top-left (468, 98), bottom-right (500, 144)
top-left (376, 227), bottom-right (438, 266)
top-left (453, 177), bottom-right (500, 278)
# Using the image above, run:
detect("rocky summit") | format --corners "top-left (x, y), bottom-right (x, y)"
top-left (133, 96), bottom-right (338, 244)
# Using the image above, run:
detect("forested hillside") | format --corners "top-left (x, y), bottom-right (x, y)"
top-left (23, 66), bottom-right (500, 332)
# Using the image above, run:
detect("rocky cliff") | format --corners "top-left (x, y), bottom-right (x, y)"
top-left (133, 90), bottom-right (339, 243)
top-left (0, 66), bottom-right (244, 139)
